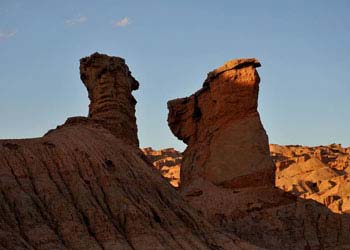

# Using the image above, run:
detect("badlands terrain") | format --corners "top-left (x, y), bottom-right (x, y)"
top-left (0, 52), bottom-right (349, 249)
top-left (144, 143), bottom-right (350, 214)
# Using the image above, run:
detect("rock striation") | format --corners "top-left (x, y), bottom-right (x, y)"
top-left (0, 53), bottom-right (258, 250)
top-left (271, 143), bottom-right (350, 213)
top-left (168, 58), bottom-right (274, 189)
top-left (167, 59), bottom-right (350, 249)
top-left (80, 53), bottom-right (140, 146)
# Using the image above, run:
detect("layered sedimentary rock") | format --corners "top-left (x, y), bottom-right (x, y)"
top-left (0, 53), bottom-right (257, 250)
top-left (271, 144), bottom-right (350, 213)
top-left (168, 58), bottom-right (274, 189)
top-left (80, 53), bottom-right (139, 146)
top-left (142, 148), bottom-right (181, 187)
top-left (167, 59), bottom-right (350, 249)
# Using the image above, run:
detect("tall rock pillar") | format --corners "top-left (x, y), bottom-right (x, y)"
top-left (80, 52), bottom-right (139, 146)
top-left (168, 58), bottom-right (274, 189)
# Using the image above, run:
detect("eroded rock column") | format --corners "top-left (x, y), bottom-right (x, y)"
top-left (80, 52), bottom-right (139, 146)
top-left (168, 58), bottom-right (275, 189)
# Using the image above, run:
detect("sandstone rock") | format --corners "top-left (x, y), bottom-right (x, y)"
top-left (167, 59), bottom-right (350, 249)
top-left (168, 58), bottom-right (274, 189)
top-left (80, 52), bottom-right (139, 146)
top-left (142, 148), bottom-right (181, 187)
top-left (271, 144), bottom-right (350, 214)
top-left (0, 53), bottom-right (258, 250)
top-left (270, 143), bottom-right (350, 173)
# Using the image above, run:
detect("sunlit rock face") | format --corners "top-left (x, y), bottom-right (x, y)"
top-left (272, 143), bottom-right (350, 213)
top-left (168, 58), bottom-right (275, 189)
top-left (142, 147), bottom-right (181, 187)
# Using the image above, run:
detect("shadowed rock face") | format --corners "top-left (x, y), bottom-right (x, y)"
top-left (80, 52), bottom-right (139, 146)
top-left (168, 58), bottom-right (274, 189)
top-left (0, 53), bottom-right (259, 250)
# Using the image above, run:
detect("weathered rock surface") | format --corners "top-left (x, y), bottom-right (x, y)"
top-left (168, 58), bottom-right (274, 189)
top-left (271, 143), bottom-right (350, 213)
top-left (167, 59), bottom-right (350, 249)
top-left (142, 148), bottom-right (181, 187)
top-left (0, 53), bottom-right (259, 250)
top-left (80, 53), bottom-right (139, 146)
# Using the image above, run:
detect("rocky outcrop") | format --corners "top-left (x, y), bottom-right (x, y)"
top-left (271, 143), bottom-right (350, 173)
top-left (167, 59), bottom-right (350, 249)
top-left (168, 58), bottom-right (274, 189)
top-left (0, 53), bottom-right (259, 250)
top-left (271, 144), bottom-right (350, 213)
top-left (142, 148), bottom-right (181, 187)
top-left (80, 53), bottom-right (139, 146)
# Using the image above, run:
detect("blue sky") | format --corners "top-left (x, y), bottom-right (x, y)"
top-left (0, 0), bottom-right (349, 151)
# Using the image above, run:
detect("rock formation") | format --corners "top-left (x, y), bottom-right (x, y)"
top-left (168, 58), bottom-right (274, 189)
top-left (3, 52), bottom-right (350, 250)
top-left (167, 59), bottom-right (350, 249)
top-left (80, 53), bottom-right (139, 146)
top-left (142, 148), bottom-right (181, 187)
top-left (271, 144), bottom-right (350, 213)
top-left (0, 53), bottom-right (258, 250)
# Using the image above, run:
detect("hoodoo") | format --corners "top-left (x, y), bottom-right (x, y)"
top-left (2, 53), bottom-right (350, 249)
top-left (167, 59), bottom-right (350, 249)
top-left (80, 53), bottom-right (140, 146)
top-left (0, 53), bottom-right (256, 250)
top-left (168, 58), bottom-right (274, 189)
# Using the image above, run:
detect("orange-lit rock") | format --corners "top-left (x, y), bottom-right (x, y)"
top-left (142, 147), bottom-right (181, 187)
top-left (168, 58), bottom-right (274, 189)
top-left (167, 59), bottom-right (350, 249)
top-left (271, 143), bottom-right (350, 213)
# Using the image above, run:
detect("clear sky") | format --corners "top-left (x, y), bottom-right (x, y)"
top-left (0, 0), bottom-right (349, 151)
